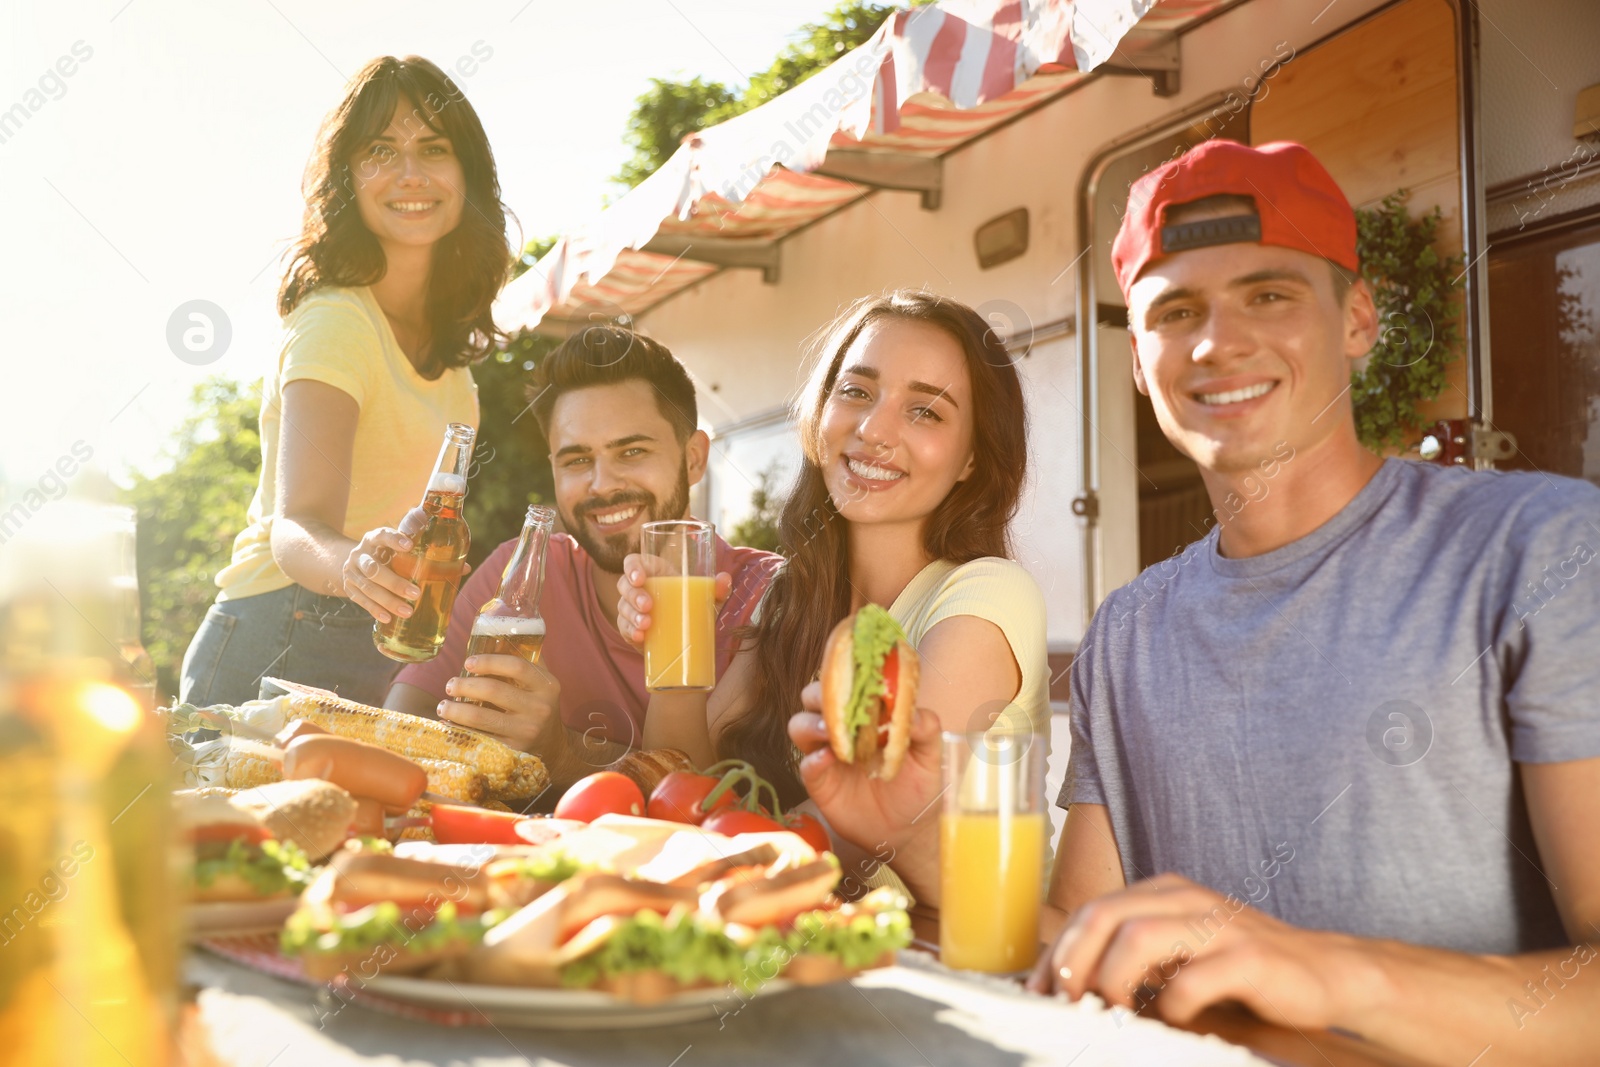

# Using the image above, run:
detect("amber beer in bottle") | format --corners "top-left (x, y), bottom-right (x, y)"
top-left (463, 505), bottom-right (554, 678)
top-left (0, 501), bottom-right (179, 1066)
top-left (374, 423), bottom-right (475, 663)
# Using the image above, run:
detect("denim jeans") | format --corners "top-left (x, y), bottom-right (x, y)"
top-left (179, 584), bottom-right (398, 707)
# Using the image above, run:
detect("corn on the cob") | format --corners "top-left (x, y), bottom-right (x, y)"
top-left (282, 687), bottom-right (517, 787)
top-left (480, 799), bottom-right (513, 813)
top-left (499, 752), bottom-right (550, 802)
top-left (224, 744), bottom-right (284, 789)
top-left (399, 799), bottom-right (434, 842)
top-left (415, 758), bottom-right (486, 805)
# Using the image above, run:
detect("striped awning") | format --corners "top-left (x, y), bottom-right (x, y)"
top-left (498, 0), bottom-right (1229, 331)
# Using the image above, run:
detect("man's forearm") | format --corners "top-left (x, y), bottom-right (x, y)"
top-left (1327, 938), bottom-right (1599, 1066)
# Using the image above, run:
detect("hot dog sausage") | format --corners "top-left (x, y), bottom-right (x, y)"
top-left (283, 734), bottom-right (428, 814)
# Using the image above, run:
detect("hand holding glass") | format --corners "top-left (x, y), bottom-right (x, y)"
top-left (640, 520), bottom-right (717, 691)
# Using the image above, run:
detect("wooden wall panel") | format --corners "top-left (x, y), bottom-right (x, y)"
top-left (1251, 0), bottom-right (1468, 426)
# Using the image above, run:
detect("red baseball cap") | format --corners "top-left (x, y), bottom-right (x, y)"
top-left (1111, 139), bottom-right (1358, 299)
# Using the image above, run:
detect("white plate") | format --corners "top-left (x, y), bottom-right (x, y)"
top-left (187, 897), bottom-right (297, 937)
top-left (360, 972), bottom-right (796, 1029)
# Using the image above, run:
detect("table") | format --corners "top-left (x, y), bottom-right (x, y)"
top-left (179, 947), bottom-right (1427, 1067)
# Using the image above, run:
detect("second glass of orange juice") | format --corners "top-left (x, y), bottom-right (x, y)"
top-left (641, 520), bottom-right (717, 691)
top-left (939, 723), bottom-right (1046, 974)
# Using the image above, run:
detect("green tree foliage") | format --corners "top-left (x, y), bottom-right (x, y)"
top-left (615, 2), bottom-right (904, 188)
top-left (124, 378), bottom-right (261, 699)
top-left (1351, 192), bottom-right (1464, 451)
top-left (466, 328), bottom-right (560, 570)
top-left (727, 461), bottom-right (787, 552)
top-left (743, 1), bottom-right (899, 109)
top-left (617, 76), bottom-right (742, 188)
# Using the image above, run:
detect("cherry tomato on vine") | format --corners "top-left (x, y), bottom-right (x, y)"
top-left (647, 771), bottom-right (739, 825)
top-left (783, 812), bottom-right (832, 853)
top-left (702, 809), bottom-right (785, 836)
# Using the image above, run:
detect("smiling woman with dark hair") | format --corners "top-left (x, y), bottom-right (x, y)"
top-left (615, 290), bottom-right (1049, 880)
top-left (180, 55), bottom-right (511, 708)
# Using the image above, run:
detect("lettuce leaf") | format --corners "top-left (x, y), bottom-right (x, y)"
top-left (560, 892), bottom-right (911, 994)
top-left (192, 838), bottom-right (313, 897)
top-left (491, 852), bottom-right (586, 885)
top-left (842, 605), bottom-right (907, 741)
top-left (280, 899), bottom-right (507, 958)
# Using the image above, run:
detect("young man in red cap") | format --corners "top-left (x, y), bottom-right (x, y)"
top-left (789, 140), bottom-right (1600, 1062)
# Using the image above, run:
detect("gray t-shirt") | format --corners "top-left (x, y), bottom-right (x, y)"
top-left (1062, 458), bottom-right (1600, 954)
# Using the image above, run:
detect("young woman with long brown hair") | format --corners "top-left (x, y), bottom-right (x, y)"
top-left (617, 290), bottom-right (1049, 850)
top-left (181, 56), bottom-right (510, 707)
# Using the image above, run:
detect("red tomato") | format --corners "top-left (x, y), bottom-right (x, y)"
top-left (701, 809), bottom-right (785, 836)
top-left (189, 824), bottom-right (272, 846)
top-left (882, 645), bottom-right (899, 711)
top-left (429, 804), bottom-right (528, 845)
top-left (554, 772), bottom-right (645, 823)
top-left (783, 812), bottom-right (832, 853)
top-left (647, 772), bottom-right (739, 825)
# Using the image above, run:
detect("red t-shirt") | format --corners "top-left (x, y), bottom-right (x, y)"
top-left (395, 532), bottom-right (779, 747)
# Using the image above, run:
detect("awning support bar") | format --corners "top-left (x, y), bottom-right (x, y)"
top-left (641, 235), bottom-right (781, 284)
top-left (814, 149), bottom-right (944, 210)
top-left (1100, 28), bottom-right (1181, 98)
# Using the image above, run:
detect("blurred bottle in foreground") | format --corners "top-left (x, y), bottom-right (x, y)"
top-left (0, 499), bottom-right (179, 1066)
top-left (374, 423), bottom-right (475, 663)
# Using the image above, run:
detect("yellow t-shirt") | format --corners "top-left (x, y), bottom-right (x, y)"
top-left (215, 286), bottom-right (479, 601)
top-left (888, 556), bottom-right (1051, 739)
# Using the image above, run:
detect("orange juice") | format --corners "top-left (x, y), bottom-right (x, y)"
top-left (644, 575), bottom-right (717, 690)
top-left (940, 810), bottom-right (1045, 973)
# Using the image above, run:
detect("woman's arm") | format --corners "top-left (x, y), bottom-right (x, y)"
top-left (912, 615), bottom-right (1023, 735)
top-left (271, 379), bottom-right (420, 619)
top-left (639, 690), bottom-right (716, 767)
top-left (270, 380), bottom-right (361, 594)
top-left (1041, 803), bottom-right (1126, 943)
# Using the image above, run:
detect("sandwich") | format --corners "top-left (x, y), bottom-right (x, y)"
top-left (464, 848), bottom-right (911, 1001)
top-left (178, 779), bottom-right (358, 903)
top-left (281, 849), bottom-right (510, 981)
top-left (819, 605), bottom-right (919, 780)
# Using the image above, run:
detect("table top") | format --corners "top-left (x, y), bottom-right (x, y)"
top-left (181, 948), bottom-right (1424, 1067)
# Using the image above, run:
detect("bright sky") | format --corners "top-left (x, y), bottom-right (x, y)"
top-left (0, 0), bottom-right (838, 491)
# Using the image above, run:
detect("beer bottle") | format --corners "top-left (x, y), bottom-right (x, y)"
top-left (463, 504), bottom-right (555, 682)
top-left (374, 423), bottom-right (475, 663)
top-left (0, 500), bottom-right (180, 1066)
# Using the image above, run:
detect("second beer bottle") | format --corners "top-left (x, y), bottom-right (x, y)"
top-left (374, 422), bottom-right (475, 663)
top-left (462, 504), bottom-right (555, 681)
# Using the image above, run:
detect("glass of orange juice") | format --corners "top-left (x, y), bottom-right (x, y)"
top-left (939, 722), bottom-right (1046, 974)
top-left (641, 520), bottom-right (717, 691)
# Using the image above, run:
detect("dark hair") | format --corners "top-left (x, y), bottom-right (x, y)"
top-left (528, 326), bottom-right (699, 442)
top-left (720, 290), bottom-right (1029, 804)
top-left (278, 55), bottom-right (511, 375)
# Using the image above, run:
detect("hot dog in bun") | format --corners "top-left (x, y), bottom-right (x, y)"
top-left (178, 779), bottom-right (358, 903)
top-left (465, 851), bottom-right (910, 1000)
top-left (281, 849), bottom-right (504, 981)
top-left (819, 605), bottom-right (919, 780)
